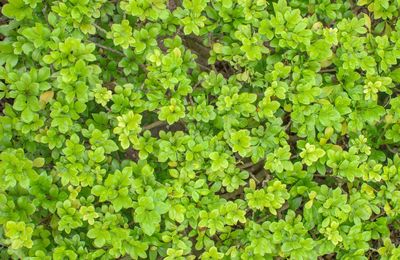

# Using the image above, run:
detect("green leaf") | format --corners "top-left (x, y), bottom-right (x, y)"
top-left (134, 208), bottom-right (160, 236)
top-left (2, 0), bottom-right (32, 21)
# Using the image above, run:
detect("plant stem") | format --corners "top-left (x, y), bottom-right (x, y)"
top-left (320, 68), bottom-right (336, 73)
top-left (238, 161), bottom-right (254, 169)
top-left (89, 40), bottom-right (124, 56)
top-left (142, 121), bottom-right (167, 131)
top-left (93, 23), bottom-right (109, 35)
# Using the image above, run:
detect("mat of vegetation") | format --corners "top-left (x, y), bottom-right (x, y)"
top-left (1, 0), bottom-right (400, 259)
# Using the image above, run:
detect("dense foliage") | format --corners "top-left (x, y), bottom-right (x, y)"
top-left (1, 0), bottom-right (400, 259)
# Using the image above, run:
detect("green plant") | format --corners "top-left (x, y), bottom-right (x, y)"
top-left (1, 0), bottom-right (400, 259)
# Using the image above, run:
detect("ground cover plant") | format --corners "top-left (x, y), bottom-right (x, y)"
top-left (1, 0), bottom-right (400, 258)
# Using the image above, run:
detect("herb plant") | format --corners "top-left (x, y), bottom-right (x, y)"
top-left (1, 0), bottom-right (400, 259)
